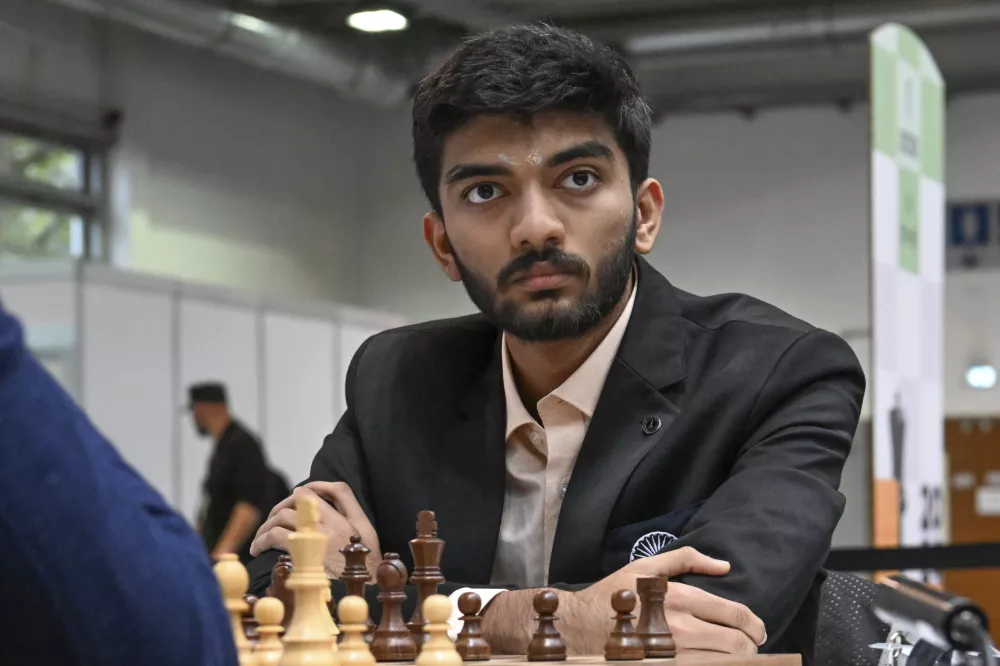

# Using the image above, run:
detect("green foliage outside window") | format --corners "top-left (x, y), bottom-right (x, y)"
top-left (0, 132), bottom-right (87, 261)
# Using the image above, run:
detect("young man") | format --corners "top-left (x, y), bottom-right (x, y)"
top-left (248, 24), bottom-right (864, 663)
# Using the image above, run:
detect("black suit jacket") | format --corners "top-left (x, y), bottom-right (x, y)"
top-left (248, 256), bottom-right (865, 663)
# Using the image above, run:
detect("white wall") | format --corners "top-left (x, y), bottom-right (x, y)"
top-left (0, 0), bottom-right (366, 303)
top-left (357, 94), bottom-right (1000, 418)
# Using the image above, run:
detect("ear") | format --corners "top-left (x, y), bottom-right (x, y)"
top-left (633, 178), bottom-right (663, 255)
top-left (423, 212), bottom-right (462, 282)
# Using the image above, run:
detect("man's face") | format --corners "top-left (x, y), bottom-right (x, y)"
top-left (427, 112), bottom-right (645, 341)
top-left (190, 403), bottom-right (209, 438)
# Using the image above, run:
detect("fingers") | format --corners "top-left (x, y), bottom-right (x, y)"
top-left (665, 583), bottom-right (766, 647)
top-left (667, 612), bottom-right (759, 656)
top-left (265, 491), bottom-right (298, 521)
top-left (253, 507), bottom-right (296, 545)
top-left (304, 481), bottom-right (381, 551)
top-left (629, 546), bottom-right (730, 578)
top-left (293, 486), bottom-right (355, 535)
top-left (249, 526), bottom-right (292, 557)
top-left (305, 482), bottom-right (370, 530)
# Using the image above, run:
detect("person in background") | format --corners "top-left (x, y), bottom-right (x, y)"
top-left (189, 382), bottom-right (272, 564)
top-left (0, 300), bottom-right (236, 665)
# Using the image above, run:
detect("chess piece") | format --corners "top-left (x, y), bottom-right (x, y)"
top-left (455, 592), bottom-right (490, 661)
top-left (324, 586), bottom-right (341, 646)
top-left (408, 511), bottom-right (445, 641)
top-left (604, 589), bottom-right (645, 661)
top-left (371, 553), bottom-right (419, 661)
top-left (254, 597), bottom-right (286, 666)
top-left (279, 495), bottom-right (337, 666)
top-left (338, 595), bottom-right (377, 666)
top-left (636, 577), bottom-right (675, 658)
top-left (527, 591), bottom-right (566, 661)
top-left (243, 594), bottom-right (260, 643)
top-left (416, 595), bottom-right (462, 666)
top-left (214, 554), bottom-right (254, 666)
top-left (342, 534), bottom-right (375, 638)
top-left (341, 534), bottom-right (372, 595)
top-left (267, 554), bottom-right (295, 628)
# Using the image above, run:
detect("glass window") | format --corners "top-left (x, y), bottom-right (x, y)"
top-left (0, 131), bottom-right (86, 192)
top-left (0, 199), bottom-right (84, 261)
top-left (0, 126), bottom-right (105, 263)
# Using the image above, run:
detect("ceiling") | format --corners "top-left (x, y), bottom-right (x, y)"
top-left (139, 0), bottom-right (1000, 114)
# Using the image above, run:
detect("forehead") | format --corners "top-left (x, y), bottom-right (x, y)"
top-left (440, 112), bottom-right (623, 169)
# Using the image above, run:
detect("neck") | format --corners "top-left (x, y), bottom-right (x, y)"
top-left (506, 275), bottom-right (633, 410)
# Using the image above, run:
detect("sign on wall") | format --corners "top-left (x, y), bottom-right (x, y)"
top-left (947, 200), bottom-right (1000, 270)
top-left (870, 24), bottom-right (946, 583)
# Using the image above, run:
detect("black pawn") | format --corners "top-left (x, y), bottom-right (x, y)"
top-left (527, 591), bottom-right (566, 661)
top-left (605, 589), bottom-right (645, 661)
top-left (371, 553), bottom-right (418, 662)
top-left (455, 592), bottom-right (490, 661)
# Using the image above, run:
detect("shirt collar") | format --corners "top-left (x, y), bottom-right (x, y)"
top-left (501, 272), bottom-right (639, 439)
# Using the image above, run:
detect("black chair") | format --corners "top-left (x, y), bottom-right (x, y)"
top-left (816, 570), bottom-right (891, 666)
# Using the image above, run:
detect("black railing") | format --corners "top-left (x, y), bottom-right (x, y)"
top-left (825, 542), bottom-right (1000, 572)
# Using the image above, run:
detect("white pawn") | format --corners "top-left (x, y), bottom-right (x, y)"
top-left (416, 595), bottom-right (462, 666)
top-left (338, 596), bottom-right (376, 666)
top-left (253, 597), bottom-right (285, 666)
top-left (214, 554), bottom-right (254, 666)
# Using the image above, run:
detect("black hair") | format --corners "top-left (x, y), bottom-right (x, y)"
top-left (411, 23), bottom-right (653, 217)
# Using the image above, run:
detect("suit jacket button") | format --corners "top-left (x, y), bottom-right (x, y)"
top-left (642, 416), bottom-right (661, 435)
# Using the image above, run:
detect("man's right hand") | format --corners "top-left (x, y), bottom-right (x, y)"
top-left (482, 546), bottom-right (765, 657)
top-left (249, 482), bottom-right (381, 579)
top-left (563, 547), bottom-right (766, 656)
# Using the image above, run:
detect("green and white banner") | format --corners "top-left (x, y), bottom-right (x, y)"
top-left (870, 24), bottom-right (946, 580)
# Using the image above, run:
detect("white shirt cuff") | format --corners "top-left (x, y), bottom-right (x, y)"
top-left (446, 587), bottom-right (507, 640)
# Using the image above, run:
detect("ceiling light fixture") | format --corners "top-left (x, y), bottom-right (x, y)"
top-left (347, 9), bottom-right (408, 33)
top-left (966, 364), bottom-right (997, 390)
top-left (230, 12), bottom-right (274, 36)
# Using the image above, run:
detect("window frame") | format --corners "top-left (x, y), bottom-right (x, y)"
top-left (0, 104), bottom-right (116, 262)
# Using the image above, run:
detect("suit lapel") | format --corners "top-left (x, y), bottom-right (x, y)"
top-left (549, 256), bottom-right (688, 584)
top-left (431, 338), bottom-right (507, 585)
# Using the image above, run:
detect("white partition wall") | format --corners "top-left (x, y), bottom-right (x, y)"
top-left (82, 270), bottom-right (175, 502)
top-left (0, 261), bottom-right (405, 523)
top-left (264, 312), bottom-right (338, 484)
top-left (0, 261), bottom-right (78, 397)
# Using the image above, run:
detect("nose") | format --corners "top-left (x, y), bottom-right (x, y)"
top-left (509, 184), bottom-right (565, 252)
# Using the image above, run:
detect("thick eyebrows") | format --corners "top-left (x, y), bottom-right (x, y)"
top-left (442, 140), bottom-right (614, 186)
top-left (547, 140), bottom-right (616, 167)
top-left (444, 163), bottom-right (512, 186)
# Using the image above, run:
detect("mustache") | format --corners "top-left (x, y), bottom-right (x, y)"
top-left (496, 248), bottom-right (590, 289)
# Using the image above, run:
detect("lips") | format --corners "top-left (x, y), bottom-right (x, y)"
top-left (515, 264), bottom-right (572, 290)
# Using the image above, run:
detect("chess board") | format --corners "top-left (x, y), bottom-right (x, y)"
top-left (455, 656), bottom-right (798, 666)
top-left (225, 500), bottom-right (802, 666)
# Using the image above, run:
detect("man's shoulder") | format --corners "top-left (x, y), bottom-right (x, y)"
top-left (368, 313), bottom-right (495, 343)
top-left (676, 287), bottom-right (822, 344)
top-left (672, 286), bottom-right (860, 377)
top-left (351, 313), bottom-right (498, 382)
top-left (226, 421), bottom-right (265, 451)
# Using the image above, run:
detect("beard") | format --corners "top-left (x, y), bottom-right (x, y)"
top-left (453, 212), bottom-right (636, 342)
top-left (195, 423), bottom-right (209, 437)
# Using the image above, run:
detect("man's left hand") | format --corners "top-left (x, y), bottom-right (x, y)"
top-left (249, 481), bottom-right (382, 579)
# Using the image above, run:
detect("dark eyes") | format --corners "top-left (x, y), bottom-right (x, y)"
top-left (466, 183), bottom-right (502, 204)
top-left (462, 170), bottom-right (601, 204)
top-left (562, 171), bottom-right (599, 190)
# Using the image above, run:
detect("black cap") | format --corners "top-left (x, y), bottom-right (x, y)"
top-left (188, 382), bottom-right (227, 407)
